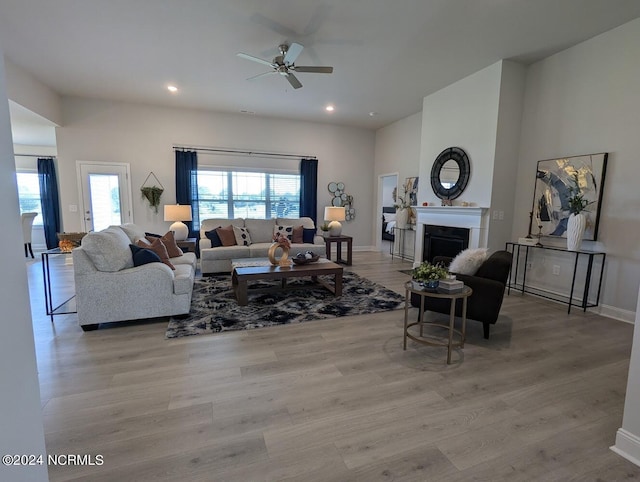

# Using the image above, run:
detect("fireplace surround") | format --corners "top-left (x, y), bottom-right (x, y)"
top-left (413, 206), bottom-right (489, 266)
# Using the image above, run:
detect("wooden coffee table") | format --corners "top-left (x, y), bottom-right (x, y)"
top-left (231, 258), bottom-right (343, 306)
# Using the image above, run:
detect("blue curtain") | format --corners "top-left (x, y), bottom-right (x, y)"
top-left (175, 150), bottom-right (199, 236)
top-left (299, 158), bottom-right (318, 225)
top-left (37, 157), bottom-right (61, 249)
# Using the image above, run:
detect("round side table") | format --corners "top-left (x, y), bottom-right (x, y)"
top-left (403, 281), bottom-right (473, 364)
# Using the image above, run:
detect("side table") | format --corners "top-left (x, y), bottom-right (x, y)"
top-left (176, 237), bottom-right (197, 255)
top-left (404, 281), bottom-right (472, 364)
top-left (42, 248), bottom-right (77, 323)
top-left (324, 235), bottom-right (353, 266)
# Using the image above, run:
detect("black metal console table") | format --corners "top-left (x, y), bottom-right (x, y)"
top-left (505, 242), bottom-right (606, 314)
top-left (42, 248), bottom-right (77, 322)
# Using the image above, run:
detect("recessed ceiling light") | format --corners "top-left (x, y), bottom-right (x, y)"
top-left (167, 85), bottom-right (178, 93)
top-left (369, 111), bottom-right (378, 117)
top-left (325, 105), bottom-right (335, 112)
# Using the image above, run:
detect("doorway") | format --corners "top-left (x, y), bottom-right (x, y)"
top-left (77, 161), bottom-right (133, 232)
top-left (377, 173), bottom-right (398, 252)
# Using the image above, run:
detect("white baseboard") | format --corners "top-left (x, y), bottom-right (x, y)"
top-left (595, 304), bottom-right (635, 324)
top-left (510, 282), bottom-right (636, 324)
top-left (611, 428), bottom-right (640, 467)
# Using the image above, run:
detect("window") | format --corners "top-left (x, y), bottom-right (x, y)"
top-left (16, 171), bottom-right (43, 225)
top-left (197, 169), bottom-right (300, 226)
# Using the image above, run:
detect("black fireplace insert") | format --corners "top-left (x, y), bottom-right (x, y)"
top-left (422, 225), bottom-right (469, 263)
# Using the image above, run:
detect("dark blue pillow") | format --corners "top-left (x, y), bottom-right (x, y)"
top-left (145, 232), bottom-right (162, 238)
top-left (205, 229), bottom-right (223, 247)
top-left (303, 228), bottom-right (316, 244)
top-left (130, 244), bottom-right (162, 266)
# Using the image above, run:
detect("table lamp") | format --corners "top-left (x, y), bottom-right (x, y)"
top-left (164, 204), bottom-right (192, 241)
top-left (324, 206), bottom-right (346, 237)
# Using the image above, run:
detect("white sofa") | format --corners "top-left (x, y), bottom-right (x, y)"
top-left (72, 223), bottom-right (197, 331)
top-left (199, 217), bottom-right (325, 274)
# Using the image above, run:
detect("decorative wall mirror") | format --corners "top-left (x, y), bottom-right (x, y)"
top-left (430, 146), bottom-right (470, 200)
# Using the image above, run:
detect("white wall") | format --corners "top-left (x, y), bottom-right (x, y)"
top-left (56, 97), bottom-right (376, 247)
top-left (488, 61), bottom-right (526, 250)
top-left (0, 50), bottom-right (49, 482)
top-left (418, 62), bottom-right (501, 210)
top-left (612, 286), bottom-right (640, 466)
top-left (512, 18), bottom-right (640, 316)
top-left (4, 58), bottom-right (61, 126)
top-left (373, 112), bottom-right (422, 247)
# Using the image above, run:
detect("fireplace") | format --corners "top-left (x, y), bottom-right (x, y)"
top-left (423, 225), bottom-right (469, 262)
top-left (413, 206), bottom-right (489, 266)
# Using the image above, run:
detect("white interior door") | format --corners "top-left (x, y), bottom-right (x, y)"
top-left (77, 162), bottom-right (132, 232)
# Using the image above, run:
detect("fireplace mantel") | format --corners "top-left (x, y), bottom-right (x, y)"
top-left (413, 206), bottom-right (490, 266)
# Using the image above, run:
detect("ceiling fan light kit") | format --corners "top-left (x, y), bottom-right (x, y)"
top-left (237, 42), bottom-right (333, 89)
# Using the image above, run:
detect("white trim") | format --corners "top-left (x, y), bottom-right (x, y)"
top-left (595, 304), bottom-right (636, 324)
top-left (413, 206), bottom-right (490, 267)
top-left (611, 429), bottom-right (640, 467)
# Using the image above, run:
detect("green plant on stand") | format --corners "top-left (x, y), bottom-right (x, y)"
top-left (320, 222), bottom-right (330, 237)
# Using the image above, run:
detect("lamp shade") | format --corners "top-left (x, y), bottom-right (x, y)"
top-left (324, 206), bottom-right (346, 222)
top-left (164, 204), bottom-right (192, 222)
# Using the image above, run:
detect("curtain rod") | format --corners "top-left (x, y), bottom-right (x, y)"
top-left (172, 145), bottom-right (317, 160)
top-left (14, 154), bottom-right (56, 158)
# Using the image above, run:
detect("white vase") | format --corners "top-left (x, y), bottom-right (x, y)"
top-left (566, 213), bottom-right (586, 251)
top-left (396, 208), bottom-right (409, 229)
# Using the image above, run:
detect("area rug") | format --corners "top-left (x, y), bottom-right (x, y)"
top-left (166, 272), bottom-right (404, 338)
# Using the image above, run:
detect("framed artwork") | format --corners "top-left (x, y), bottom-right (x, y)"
top-left (531, 153), bottom-right (608, 241)
top-left (404, 177), bottom-right (419, 206)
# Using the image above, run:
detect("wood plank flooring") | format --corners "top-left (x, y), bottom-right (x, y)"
top-left (25, 251), bottom-right (640, 481)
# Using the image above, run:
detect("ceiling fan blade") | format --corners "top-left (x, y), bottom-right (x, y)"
top-left (285, 73), bottom-right (303, 89)
top-left (283, 42), bottom-right (304, 65)
top-left (293, 66), bottom-right (333, 74)
top-left (237, 52), bottom-right (274, 68)
top-left (247, 71), bottom-right (276, 81)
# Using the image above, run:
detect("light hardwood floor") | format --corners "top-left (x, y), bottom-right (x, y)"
top-left (26, 251), bottom-right (640, 481)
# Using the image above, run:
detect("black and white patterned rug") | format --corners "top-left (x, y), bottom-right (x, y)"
top-left (166, 272), bottom-right (404, 338)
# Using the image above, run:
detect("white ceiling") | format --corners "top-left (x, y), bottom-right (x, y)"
top-left (2, 0), bottom-right (640, 145)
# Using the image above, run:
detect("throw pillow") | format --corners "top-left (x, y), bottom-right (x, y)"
top-left (145, 232), bottom-right (162, 238)
top-left (216, 225), bottom-right (237, 246)
top-left (291, 225), bottom-right (304, 244)
top-left (302, 228), bottom-right (316, 244)
top-left (136, 238), bottom-right (175, 270)
top-left (274, 225), bottom-right (294, 240)
top-left (129, 244), bottom-right (162, 267)
top-left (204, 228), bottom-right (223, 247)
top-left (147, 230), bottom-right (183, 258)
top-left (233, 225), bottom-right (252, 246)
top-left (448, 248), bottom-right (489, 275)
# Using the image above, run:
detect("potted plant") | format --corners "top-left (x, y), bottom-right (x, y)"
top-left (411, 261), bottom-right (449, 290)
top-left (320, 222), bottom-right (330, 237)
top-left (566, 173), bottom-right (592, 251)
top-left (140, 185), bottom-right (164, 213)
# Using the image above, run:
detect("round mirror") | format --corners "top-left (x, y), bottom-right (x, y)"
top-left (439, 159), bottom-right (460, 189)
top-left (328, 182), bottom-right (338, 193)
top-left (337, 182), bottom-right (345, 190)
top-left (430, 147), bottom-right (470, 200)
top-left (331, 196), bottom-right (343, 207)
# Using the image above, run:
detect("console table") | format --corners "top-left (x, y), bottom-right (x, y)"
top-left (392, 227), bottom-right (415, 261)
top-left (505, 242), bottom-right (606, 314)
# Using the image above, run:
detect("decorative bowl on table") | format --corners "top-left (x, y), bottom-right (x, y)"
top-left (292, 251), bottom-right (320, 265)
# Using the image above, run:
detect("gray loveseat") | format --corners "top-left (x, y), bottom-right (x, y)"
top-left (199, 217), bottom-right (325, 274)
top-left (72, 223), bottom-right (197, 331)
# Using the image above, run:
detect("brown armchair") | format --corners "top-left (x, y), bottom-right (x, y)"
top-left (411, 250), bottom-right (512, 339)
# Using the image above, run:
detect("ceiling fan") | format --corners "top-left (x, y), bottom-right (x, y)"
top-left (237, 42), bottom-right (333, 89)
